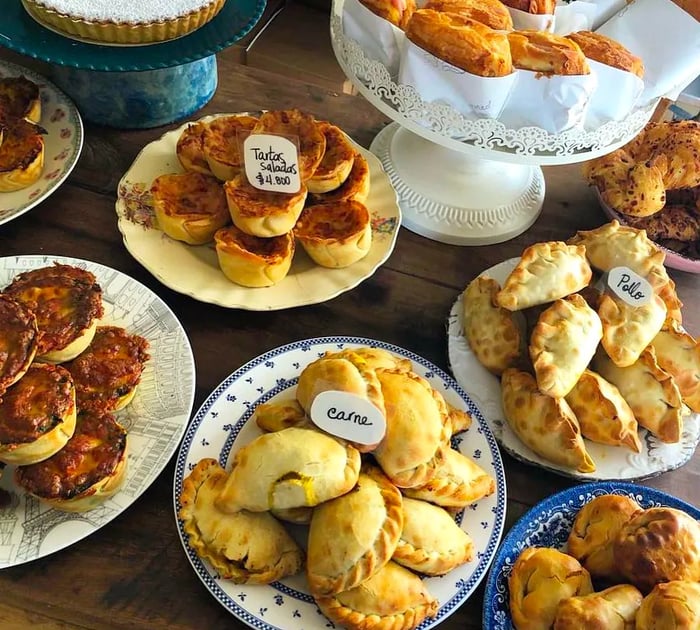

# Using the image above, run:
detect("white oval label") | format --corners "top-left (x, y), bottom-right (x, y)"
top-left (309, 391), bottom-right (386, 446)
top-left (243, 133), bottom-right (301, 194)
top-left (607, 266), bottom-right (652, 307)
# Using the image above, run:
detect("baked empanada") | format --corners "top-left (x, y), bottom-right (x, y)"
top-left (565, 370), bottom-right (642, 453)
top-left (334, 346), bottom-right (413, 373)
top-left (447, 401), bottom-right (473, 435)
top-left (215, 427), bottom-right (361, 513)
top-left (529, 294), bottom-right (603, 398)
top-left (501, 369), bottom-right (596, 473)
top-left (636, 580), bottom-right (700, 630)
top-left (178, 458), bottom-right (304, 584)
top-left (553, 584), bottom-right (643, 630)
top-left (307, 465), bottom-right (403, 596)
top-left (495, 242), bottom-right (592, 311)
top-left (253, 399), bottom-right (311, 433)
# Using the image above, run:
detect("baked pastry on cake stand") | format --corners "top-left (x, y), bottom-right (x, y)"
top-left (0, 0), bottom-right (267, 128)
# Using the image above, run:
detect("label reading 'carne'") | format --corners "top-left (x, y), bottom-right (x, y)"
top-left (310, 390), bottom-right (386, 446)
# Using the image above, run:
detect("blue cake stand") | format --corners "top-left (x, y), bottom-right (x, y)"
top-left (1, 0), bottom-right (267, 128)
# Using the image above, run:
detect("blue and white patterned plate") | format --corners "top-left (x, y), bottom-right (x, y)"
top-left (482, 481), bottom-right (700, 629)
top-left (173, 336), bottom-right (507, 629)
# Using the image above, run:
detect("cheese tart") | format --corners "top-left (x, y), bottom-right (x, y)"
top-left (307, 122), bottom-right (355, 194)
top-left (176, 121), bottom-right (213, 176)
top-left (501, 0), bottom-right (556, 14)
top-left (358, 0), bottom-right (416, 29)
top-left (0, 118), bottom-right (45, 192)
top-left (151, 171), bottom-right (230, 245)
top-left (15, 409), bottom-right (128, 512)
top-left (224, 173), bottom-right (308, 238)
top-left (214, 224), bottom-right (295, 288)
top-left (508, 30), bottom-right (590, 75)
top-left (567, 30), bottom-right (645, 78)
top-left (0, 294), bottom-right (39, 396)
top-left (0, 363), bottom-right (76, 466)
top-left (423, 0), bottom-right (513, 31)
top-left (310, 151), bottom-right (371, 205)
top-left (0, 76), bottom-right (41, 123)
top-left (4, 263), bottom-right (104, 363)
top-left (294, 200), bottom-right (372, 268)
top-left (202, 114), bottom-right (258, 181)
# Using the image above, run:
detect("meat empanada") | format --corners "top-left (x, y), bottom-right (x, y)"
top-left (253, 399), bottom-right (311, 433)
top-left (334, 346), bottom-right (413, 373)
top-left (495, 242), bottom-right (592, 311)
top-left (501, 369), bottom-right (596, 473)
top-left (307, 465), bottom-right (403, 596)
top-left (215, 427), bottom-right (361, 513)
top-left (565, 370), bottom-right (642, 453)
top-left (636, 580), bottom-right (700, 629)
top-left (392, 496), bottom-right (474, 576)
top-left (447, 401), bottom-right (473, 435)
top-left (178, 458), bottom-right (304, 584)
top-left (553, 584), bottom-right (643, 630)
top-left (529, 294), bottom-right (603, 398)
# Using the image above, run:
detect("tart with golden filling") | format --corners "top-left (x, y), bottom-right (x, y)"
top-left (0, 294), bottom-right (39, 396)
top-left (0, 118), bottom-right (45, 192)
top-left (307, 122), bottom-right (355, 194)
top-left (309, 151), bottom-right (371, 205)
top-left (202, 114), bottom-right (259, 181)
top-left (0, 75), bottom-right (41, 123)
top-left (175, 121), bottom-right (213, 176)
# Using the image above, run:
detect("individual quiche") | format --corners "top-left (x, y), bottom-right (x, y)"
top-left (201, 114), bottom-right (259, 181)
top-left (309, 151), bottom-right (371, 205)
top-left (0, 75), bottom-right (42, 123)
top-left (0, 118), bottom-right (45, 192)
top-left (307, 121), bottom-right (356, 194)
top-left (0, 294), bottom-right (39, 396)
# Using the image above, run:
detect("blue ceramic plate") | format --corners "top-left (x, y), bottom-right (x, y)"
top-left (482, 481), bottom-right (700, 629)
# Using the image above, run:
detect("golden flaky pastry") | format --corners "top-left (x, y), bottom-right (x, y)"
top-left (215, 427), bottom-right (361, 513)
top-left (495, 241), bottom-right (592, 311)
top-left (307, 465), bottom-right (403, 596)
top-left (507, 29), bottom-right (590, 75)
top-left (565, 370), bottom-right (642, 453)
top-left (423, 0), bottom-right (513, 30)
top-left (201, 114), bottom-right (258, 181)
top-left (315, 561), bottom-right (439, 630)
top-left (636, 580), bottom-right (700, 630)
top-left (462, 275), bottom-right (525, 376)
top-left (501, 368), bottom-right (595, 473)
top-left (310, 151), bottom-right (371, 205)
top-left (358, 0), bottom-right (417, 29)
top-left (175, 121), bottom-right (212, 176)
top-left (529, 294), bottom-right (603, 398)
top-left (178, 458), bottom-right (304, 584)
top-left (334, 346), bottom-right (413, 373)
top-left (567, 30), bottom-right (644, 77)
top-left (509, 547), bottom-right (594, 630)
top-left (307, 122), bottom-right (355, 194)
top-left (0, 294), bottom-right (38, 396)
top-left (553, 584), bottom-right (643, 630)
top-left (501, 0), bottom-right (556, 14)
top-left (253, 399), bottom-right (310, 433)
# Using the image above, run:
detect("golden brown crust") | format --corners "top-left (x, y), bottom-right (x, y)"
top-left (358, 0), bottom-right (417, 29)
top-left (567, 30), bottom-right (644, 78)
top-left (176, 121), bottom-right (213, 176)
top-left (423, 0), bottom-right (513, 30)
top-left (201, 114), bottom-right (258, 181)
top-left (553, 584), bottom-right (644, 630)
top-left (0, 118), bottom-right (45, 192)
top-left (508, 29), bottom-right (590, 75)
top-left (501, 0), bottom-right (556, 14)
top-left (0, 295), bottom-right (38, 395)
top-left (636, 580), bottom-right (700, 629)
top-left (310, 151), bottom-right (371, 205)
top-left (624, 204), bottom-right (700, 242)
top-left (307, 122), bottom-right (356, 194)
top-left (0, 76), bottom-right (41, 123)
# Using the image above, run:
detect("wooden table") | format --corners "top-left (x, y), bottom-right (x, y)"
top-left (0, 47), bottom-right (698, 630)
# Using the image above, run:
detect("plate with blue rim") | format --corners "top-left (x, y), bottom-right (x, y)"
top-left (173, 336), bottom-right (507, 630)
top-left (482, 481), bottom-right (700, 629)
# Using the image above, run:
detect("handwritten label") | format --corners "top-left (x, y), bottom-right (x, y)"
top-left (310, 391), bottom-right (386, 446)
top-left (243, 133), bottom-right (301, 194)
top-left (607, 266), bottom-right (652, 307)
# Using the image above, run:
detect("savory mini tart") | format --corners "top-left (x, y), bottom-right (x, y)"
top-left (294, 200), bottom-right (372, 268)
top-left (66, 325), bottom-right (150, 413)
top-left (214, 224), bottom-right (295, 288)
top-left (202, 114), bottom-right (259, 181)
top-left (223, 173), bottom-right (308, 238)
top-left (0, 363), bottom-right (76, 466)
top-left (309, 151), bottom-right (371, 205)
top-left (14, 409), bottom-right (128, 512)
top-left (307, 122), bottom-right (355, 194)
top-left (0, 118), bottom-right (45, 192)
top-left (175, 121), bottom-right (213, 176)
top-left (151, 171), bottom-right (230, 245)
top-left (3, 263), bottom-right (104, 363)
top-left (0, 76), bottom-right (42, 123)
top-left (0, 294), bottom-right (39, 395)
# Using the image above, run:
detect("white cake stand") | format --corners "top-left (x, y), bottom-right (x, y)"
top-left (329, 7), bottom-right (658, 246)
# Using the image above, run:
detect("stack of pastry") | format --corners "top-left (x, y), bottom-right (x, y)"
top-left (461, 219), bottom-right (695, 474)
top-left (179, 346), bottom-right (496, 630)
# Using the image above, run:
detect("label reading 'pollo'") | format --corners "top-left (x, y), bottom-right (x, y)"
top-left (309, 391), bottom-right (386, 446)
top-left (607, 266), bottom-right (652, 307)
top-left (243, 133), bottom-right (301, 194)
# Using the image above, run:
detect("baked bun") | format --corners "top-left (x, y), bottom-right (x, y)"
top-left (508, 30), bottom-right (590, 75)
top-left (0, 363), bottom-right (76, 466)
top-left (176, 121), bottom-right (213, 175)
top-left (406, 9), bottom-right (513, 77)
top-left (500, 0), bottom-right (556, 14)
top-left (0, 294), bottom-right (39, 395)
top-left (636, 580), bottom-right (700, 629)
top-left (15, 409), bottom-right (128, 512)
top-left (0, 118), bottom-right (45, 192)
top-left (567, 30), bottom-right (644, 78)
top-left (214, 224), bottom-right (295, 288)
top-left (224, 173), bottom-right (308, 238)
top-left (0, 75), bottom-right (41, 123)
top-left (358, 0), bottom-right (417, 29)
top-left (294, 200), bottom-right (373, 268)
top-left (310, 151), bottom-right (371, 205)
top-left (424, 0), bottom-right (513, 30)
top-left (307, 122), bottom-right (355, 194)
top-left (151, 171), bottom-right (230, 245)
top-left (202, 114), bottom-right (259, 181)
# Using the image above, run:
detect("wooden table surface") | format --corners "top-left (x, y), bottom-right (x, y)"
top-left (0, 46), bottom-right (698, 630)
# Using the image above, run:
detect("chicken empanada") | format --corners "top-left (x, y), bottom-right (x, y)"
top-left (495, 242), bottom-right (592, 311)
top-left (529, 294), bottom-right (603, 398)
top-left (178, 458), bottom-right (304, 584)
top-left (636, 580), bottom-right (700, 630)
top-left (501, 369), bottom-right (596, 473)
top-left (553, 584), bottom-right (643, 630)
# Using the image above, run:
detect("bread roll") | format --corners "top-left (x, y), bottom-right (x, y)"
top-left (568, 31), bottom-right (644, 78)
top-left (508, 29), bottom-right (590, 75)
top-left (500, 0), bottom-right (555, 14)
top-left (423, 0), bottom-right (513, 30)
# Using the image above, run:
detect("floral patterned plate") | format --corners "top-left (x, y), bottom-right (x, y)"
top-left (0, 60), bottom-right (83, 226)
top-left (173, 336), bottom-right (507, 629)
top-left (116, 116), bottom-right (401, 310)
top-left (482, 481), bottom-right (700, 629)
top-left (447, 258), bottom-right (700, 481)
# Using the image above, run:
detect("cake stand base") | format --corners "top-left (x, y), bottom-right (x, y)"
top-left (370, 123), bottom-right (545, 246)
top-left (49, 56), bottom-right (218, 129)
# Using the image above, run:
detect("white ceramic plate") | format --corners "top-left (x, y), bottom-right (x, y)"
top-left (0, 254), bottom-right (195, 568)
top-left (115, 115), bottom-right (401, 310)
top-left (447, 258), bottom-right (700, 481)
top-left (173, 336), bottom-right (507, 630)
top-left (0, 60), bottom-right (83, 226)
top-left (482, 481), bottom-right (700, 629)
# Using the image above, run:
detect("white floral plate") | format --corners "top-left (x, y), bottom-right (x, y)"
top-left (447, 258), bottom-right (700, 482)
top-left (0, 254), bottom-right (195, 568)
top-left (116, 115), bottom-right (401, 310)
top-left (173, 336), bottom-right (507, 630)
top-left (0, 60), bottom-right (83, 226)
top-left (482, 481), bottom-right (700, 629)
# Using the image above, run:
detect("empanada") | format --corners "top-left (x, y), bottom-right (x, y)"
top-left (501, 369), bottom-right (596, 473)
top-left (392, 496), bottom-right (474, 575)
top-left (253, 399), bottom-right (311, 433)
top-left (178, 458), bottom-right (304, 584)
top-left (529, 294), bottom-right (603, 398)
top-left (565, 370), bottom-right (642, 453)
top-left (447, 401), bottom-right (473, 435)
top-left (553, 584), bottom-right (643, 630)
top-left (495, 241), bottom-right (592, 311)
top-left (307, 465), bottom-right (403, 596)
top-left (334, 346), bottom-right (413, 373)
top-left (215, 427), bottom-right (361, 513)
top-left (636, 580), bottom-right (700, 629)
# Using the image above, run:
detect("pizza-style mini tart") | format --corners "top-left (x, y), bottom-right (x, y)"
top-left (309, 151), bottom-right (371, 205)
top-left (0, 76), bottom-right (42, 123)
top-left (175, 121), bottom-right (213, 176)
top-left (307, 122), bottom-right (355, 194)
top-left (202, 114), bottom-right (259, 181)
top-left (0, 294), bottom-right (39, 395)
top-left (0, 118), bottom-right (45, 192)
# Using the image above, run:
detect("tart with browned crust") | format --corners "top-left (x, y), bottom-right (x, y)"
top-left (202, 114), bottom-right (259, 181)
top-left (0, 75), bottom-right (41, 124)
top-left (0, 294), bottom-right (39, 396)
top-left (0, 118), bottom-right (45, 192)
